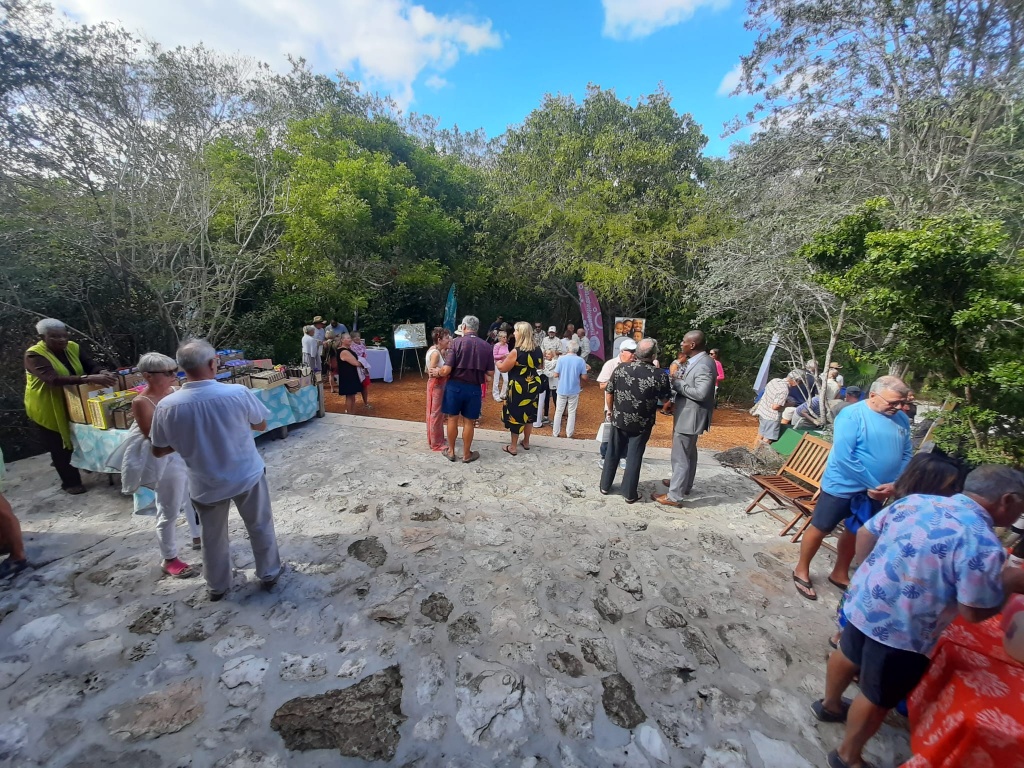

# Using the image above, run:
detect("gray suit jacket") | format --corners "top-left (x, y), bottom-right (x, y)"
top-left (670, 351), bottom-right (717, 435)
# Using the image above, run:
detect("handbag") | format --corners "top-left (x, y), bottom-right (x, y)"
top-left (595, 421), bottom-right (610, 443)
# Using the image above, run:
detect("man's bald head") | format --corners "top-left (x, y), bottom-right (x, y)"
top-left (683, 330), bottom-right (706, 351)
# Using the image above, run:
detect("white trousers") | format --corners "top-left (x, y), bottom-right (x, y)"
top-left (533, 390), bottom-right (547, 427)
top-left (492, 371), bottom-right (508, 401)
top-left (155, 454), bottom-right (201, 560)
top-left (552, 393), bottom-right (580, 438)
top-left (190, 474), bottom-right (282, 595)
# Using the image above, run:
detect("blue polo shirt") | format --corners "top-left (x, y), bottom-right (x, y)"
top-left (554, 354), bottom-right (587, 396)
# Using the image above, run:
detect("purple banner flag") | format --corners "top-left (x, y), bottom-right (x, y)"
top-left (576, 283), bottom-right (605, 360)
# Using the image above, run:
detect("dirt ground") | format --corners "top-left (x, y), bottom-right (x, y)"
top-left (324, 373), bottom-right (758, 451)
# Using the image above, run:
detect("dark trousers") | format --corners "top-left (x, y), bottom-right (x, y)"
top-left (600, 426), bottom-right (651, 501)
top-left (600, 435), bottom-right (629, 461)
top-left (38, 425), bottom-right (82, 489)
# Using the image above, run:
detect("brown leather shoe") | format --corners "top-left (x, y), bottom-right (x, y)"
top-left (651, 493), bottom-right (683, 508)
top-left (660, 480), bottom-right (690, 495)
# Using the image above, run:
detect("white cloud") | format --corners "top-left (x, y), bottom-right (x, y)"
top-left (602, 0), bottom-right (733, 39)
top-left (717, 62), bottom-right (743, 96)
top-left (602, 0), bottom-right (730, 40)
top-left (57, 0), bottom-right (501, 107)
top-left (424, 75), bottom-right (449, 90)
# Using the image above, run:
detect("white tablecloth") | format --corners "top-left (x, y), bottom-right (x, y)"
top-left (365, 348), bottom-right (393, 382)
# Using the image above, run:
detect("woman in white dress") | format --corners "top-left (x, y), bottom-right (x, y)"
top-left (114, 352), bottom-right (201, 578)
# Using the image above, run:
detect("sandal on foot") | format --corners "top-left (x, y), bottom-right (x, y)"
top-left (828, 576), bottom-right (850, 592)
top-left (826, 749), bottom-right (876, 768)
top-left (502, 445), bottom-right (518, 457)
top-left (192, 538), bottom-right (203, 551)
top-left (0, 558), bottom-right (29, 579)
top-left (520, 442), bottom-right (530, 451)
top-left (463, 451), bottom-right (480, 464)
top-left (442, 448), bottom-right (458, 462)
top-left (161, 558), bottom-right (196, 579)
top-left (811, 699), bottom-right (851, 724)
top-left (793, 572), bottom-right (818, 601)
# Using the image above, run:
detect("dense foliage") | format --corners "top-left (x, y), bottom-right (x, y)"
top-left (2, 0), bottom-right (1022, 463)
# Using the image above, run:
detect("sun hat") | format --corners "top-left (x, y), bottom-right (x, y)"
top-left (620, 339), bottom-right (638, 351)
top-left (311, 315), bottom-right (324, 323)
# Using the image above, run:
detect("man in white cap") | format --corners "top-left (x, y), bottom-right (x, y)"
top-left (596, 339), bottom-right (636, 466)
top-left (540, 326), bottom-right (562, 357)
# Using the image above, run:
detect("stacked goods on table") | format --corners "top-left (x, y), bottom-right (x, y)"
top-left (66, 349), bottom-right (318, 434)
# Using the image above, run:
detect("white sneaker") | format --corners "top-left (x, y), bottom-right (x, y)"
top-left (597, 458), bottom-right (605, 467)
top-left (619, 459), bottom-right (626, 470)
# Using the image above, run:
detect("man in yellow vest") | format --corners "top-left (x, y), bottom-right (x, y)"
top-left (24, 319), bottom-right (116, 494)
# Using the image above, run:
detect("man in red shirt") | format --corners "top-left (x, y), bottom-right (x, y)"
top-left (439, 315), bottom-right (494, 463)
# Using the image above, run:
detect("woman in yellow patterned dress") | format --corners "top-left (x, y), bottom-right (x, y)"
top-left (498, 321), bottom-right (543, 456)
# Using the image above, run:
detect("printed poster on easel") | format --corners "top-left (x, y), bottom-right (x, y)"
top-left (612, 317), bottom-right (646, 356)
top-left (393, 323), bottom-right (427, 350)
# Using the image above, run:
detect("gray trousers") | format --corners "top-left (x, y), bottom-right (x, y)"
top-left (667, 432), bottom-right (699, 502)
top-left (191, 474), bottom-right (281, 594)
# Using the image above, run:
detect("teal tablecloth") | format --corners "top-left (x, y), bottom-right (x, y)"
top-left (69, 384), bottom-right (319, 511)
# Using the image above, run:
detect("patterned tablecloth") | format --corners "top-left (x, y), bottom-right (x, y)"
top-left (70, 385), bottom-right (320, 511)
top-left (903, 613), bottom-right (1024, 768)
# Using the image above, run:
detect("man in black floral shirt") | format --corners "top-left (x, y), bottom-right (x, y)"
top-left (599, 338), bottom-right (671, 503)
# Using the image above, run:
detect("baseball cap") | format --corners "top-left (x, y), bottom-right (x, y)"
top-left (620, 339), bottom-right (638, 351)
top-left (846, 385), bottom-right (862, 397)
top-left (548, 326), bottom-right (557, 333)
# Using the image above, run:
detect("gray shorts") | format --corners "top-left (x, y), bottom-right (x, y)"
top-left (758, 416), bottom-right (781, 441)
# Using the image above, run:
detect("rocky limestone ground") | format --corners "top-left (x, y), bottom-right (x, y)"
top-left (0, 414), bottom-right (912, 768)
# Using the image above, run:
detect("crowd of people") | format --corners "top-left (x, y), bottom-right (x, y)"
top-left (10, 316), bottom-right (1024, 768)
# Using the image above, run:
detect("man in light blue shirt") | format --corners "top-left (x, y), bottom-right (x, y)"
top-left (552, 348), bottom-right (588, 438)
top-left (793, 376), bottom-right (912, 601)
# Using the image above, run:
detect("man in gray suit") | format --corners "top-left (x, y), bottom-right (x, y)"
top-left (652, 330), bottom-right (716, 508)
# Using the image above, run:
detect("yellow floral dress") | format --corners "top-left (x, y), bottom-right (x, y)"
top-left (501, 348), bottom-right (543, 434)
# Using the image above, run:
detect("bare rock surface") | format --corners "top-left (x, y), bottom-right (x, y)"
top-left (0, 415), bottom-right (909, 766)
top-left (270, 665), bottom-right (405, 760)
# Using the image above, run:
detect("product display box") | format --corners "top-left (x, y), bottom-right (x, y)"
top-left (63, 383), bottom-right (112, 424)
top-left (87, 390), bottom-right (138, 430)
top-left (110, 402), bottom-right (134, 430)
top-left (116, 367), bottom-right (144, 390)
top-left (251, 370), bottom-right (286, 389)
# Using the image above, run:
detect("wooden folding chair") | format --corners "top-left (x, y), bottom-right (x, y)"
top-left (745, 434), bottom-right (832, 540)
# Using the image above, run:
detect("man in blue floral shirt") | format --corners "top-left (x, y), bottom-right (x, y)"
top-left (813, 465), bottom-right (1024, 768)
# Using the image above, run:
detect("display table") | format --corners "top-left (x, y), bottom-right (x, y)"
top-left (903, 614), bottom-right (1024, 768)
top-left (69, 384), bottom-right (320, 509)
top-left (364, 347), bottom-right (393, 382)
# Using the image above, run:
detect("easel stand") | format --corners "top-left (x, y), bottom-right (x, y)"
top-left (398, 348), bottom-right (423, 379)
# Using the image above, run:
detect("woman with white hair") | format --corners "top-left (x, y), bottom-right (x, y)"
top-left (112, 352), bottom-right (201, 578)
top-left (23, 318), bottom-right (117, 493)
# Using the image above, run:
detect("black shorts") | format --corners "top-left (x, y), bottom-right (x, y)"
top-left (810, 490), bottom-right (882, 533)
top-left (839, 623), bottom-right (930, 709)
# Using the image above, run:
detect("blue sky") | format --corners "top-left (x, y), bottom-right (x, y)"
top-left (414, 1), bottom-right (757, 156)
top-left (59, 0), bottom-right (758, 157)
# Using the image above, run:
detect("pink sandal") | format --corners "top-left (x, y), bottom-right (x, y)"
top-left (161, 558), bottom-right (196, 579)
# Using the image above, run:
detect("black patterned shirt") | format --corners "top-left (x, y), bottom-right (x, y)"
top-left (606, 361), bottom-right (671, 434)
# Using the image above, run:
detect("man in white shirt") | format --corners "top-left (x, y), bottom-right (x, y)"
top-left (540, 327), bottom-right (562, 358)
top-left (151, 339), bottom-right (283, 601)
top-left (552, 348), bottom-right (588, 438)
top-left (597, 339), bottom-right (636, 465)
top-left (301, 325), bottom-right (320, 372)
top-left (575, 328), bottom-right (591, 360)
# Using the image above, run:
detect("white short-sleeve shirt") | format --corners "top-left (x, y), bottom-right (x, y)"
top-left (150, 380), bottom-right (272, 504)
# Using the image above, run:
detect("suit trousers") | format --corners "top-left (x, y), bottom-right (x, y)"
top-left (190, 473), bottom-right (281, 595)
top-left (600, 426), bottom-right (652, 501)
top-left (667, 432), bottom-right (699, 502)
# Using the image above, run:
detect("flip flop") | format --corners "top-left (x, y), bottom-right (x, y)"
top-left (502, 445), bottom-right (518, 457)
top-left (826, 748), bottom-right (876, 768)
top-left (793, 572), bottom-right (818, 601)
top-left (442, 447), bottom-right (458, 462)
top-left (828, 577), bottom-right (850, 592)
top-left (0, 558), bottom-right (29, 580)
top-left (812, 699), bottom-right (851, 724)
top-left (520, 442), bottom-right (530, 451)
top-left (463, 451), bottom-right (480, 464)
top-left (161, 558), bottom-right (196, 579)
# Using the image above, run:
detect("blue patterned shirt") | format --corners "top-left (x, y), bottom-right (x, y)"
top-left (844, 493), bottom-right (1006, 654)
